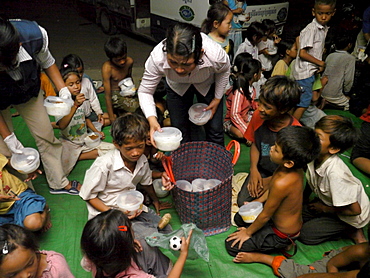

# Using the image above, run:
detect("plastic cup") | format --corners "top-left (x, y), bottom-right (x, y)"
top-left (92, 121), bottom-right (103, 132)
top-left (116, 190), bottom-right (144, 216)
top-left (44, 96), bottom-right (73, 117)
top-left (188, 103), bottom-right (212, 126)
top-left (10, 147), bottom-right (40, 174)
top-left (84, 132), bottom-right (101, 148)
top-left (153, 127), bottom-right (182, 151)
top-left (153, 178), bottom-right (169, 198)
top-left (239, 202), bottom-right (263, 223)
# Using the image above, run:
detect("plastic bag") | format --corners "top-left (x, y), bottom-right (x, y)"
top-left (145, 223), bottom-right (209, 262)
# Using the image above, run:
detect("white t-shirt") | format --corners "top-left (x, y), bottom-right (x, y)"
top-left (306, 155), bottom-right (370, 228)
top-left (79, 149), bottom-right (152, 219)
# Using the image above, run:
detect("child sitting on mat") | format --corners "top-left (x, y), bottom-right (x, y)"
top-left (236, 76), bottom-right (301, 207)
top-left (0, 153), bottom-right (51, 232)
top-left (79, 113), bottom-right (173, 239)
top-left (299, 115), bottom-right (370, 245)
top-left (233, 225), bottom-right (370, 278)
top-left (225, 126), bottom-right (320, 258)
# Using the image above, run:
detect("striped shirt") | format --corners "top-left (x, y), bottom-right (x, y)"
top-left (138, 33), bottom-right (230, 118)
top-left (6, 24), bottom-right (55, 81)
top-left (293, 19), bottom-right (329, 80)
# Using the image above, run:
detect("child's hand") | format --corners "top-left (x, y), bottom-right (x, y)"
top-left (308, 200), bottom-right (326, 214)
top-left (0, 194), bottom-right (20, 202)
top-left (133, 239), bottom-right (143, 252)
top-left (75, 93), bottom-right (86, 106)
top-left (153, 151), bottom-right (164, 160)
top-left (273, 35), bottom-right (281, 44)
top-left (161, 172), bottom-right (174, 191)
top-left (126, 209), bottom-right (143, 219)
top-left (247, 169), bottom-right (263, 198)
top-left (180, 229), bottom-right (193, 255)
top-left (98, 131), bottom-right (105, 140)
top-left (226, 227), bottom-right (251, 249)
top-left (98, 114), bottom-right (104, 124)
top-left (24, 169), bottom-right (42, 182)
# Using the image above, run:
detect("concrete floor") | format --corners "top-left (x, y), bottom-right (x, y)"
top-left (2, 0), bottom-right (155, 83)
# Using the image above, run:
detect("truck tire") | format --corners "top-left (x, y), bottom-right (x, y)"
top-left (99, 8), bottom-right (117, 35)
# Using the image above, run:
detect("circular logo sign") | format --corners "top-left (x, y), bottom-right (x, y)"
top-left (277, 7), bottom-right (288, 22)
top-left (179, 5), bottom-right (195, 22)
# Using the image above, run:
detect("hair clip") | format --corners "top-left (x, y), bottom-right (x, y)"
top-left (63, 64), bottom-right (69, 68)
top-left (191, 35), bottom-right (196, 53)
top-left (2, 241), bottom-right (8, 255)
top-left (118, 225), bottom-right (128, 231)
top-left (233, 65), bottom-right (238, 72)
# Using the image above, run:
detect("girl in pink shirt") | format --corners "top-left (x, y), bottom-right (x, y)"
top-left (224, 53), bottom-right (261, 144)
top-left (0, 224), bottom-right (74, 278)
top-left (81, 209), bottom-right (192, 278)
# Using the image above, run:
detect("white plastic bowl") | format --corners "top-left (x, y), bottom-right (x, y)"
top-left (192, 178), bottom-right (207, 192)
top-left (84, 132), bottom-right (101, 148)
top-left (153, 178), bottom-right (169, 198)
top-left (116, 190), bottom-right (144, 216)
top-left (153, 127), bottom-right (182, 151)
top-left (176, 180), bottom-right (192, 192)
top-left (188, 103), bottom-right (212, 126)
top-left (44, 96), bottom-right (73, 117)
top-left (118, 77), bottom-right (136, 97)
top-left (92, 121), bottom-right (103, 132)
top-left (239, 202), bottom-right (263, 223)
top-left (10, 147), bottom-right (40, 174)
top-left (203, 179), bottom-right (221, 190)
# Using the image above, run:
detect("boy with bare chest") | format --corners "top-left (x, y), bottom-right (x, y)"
top-left (225, 126), bottom-right (321, 258)
top-left (102, 36), bottom-right (139, 123)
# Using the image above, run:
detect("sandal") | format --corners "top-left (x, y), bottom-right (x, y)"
top-left (49, 180), bottom-right (80, 195)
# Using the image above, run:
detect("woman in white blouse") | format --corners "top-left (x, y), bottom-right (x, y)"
top-left (138, 22), bottom-right (230, 146)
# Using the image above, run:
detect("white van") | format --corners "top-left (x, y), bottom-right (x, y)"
top-left (76, 0), bottom-right (289, 42)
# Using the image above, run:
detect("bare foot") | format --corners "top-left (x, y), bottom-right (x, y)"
top-left (41, 206), bottom-right (52, 233)
top-left (284, 243), bottom-right (293, 251)
top-left (349, 228), bottom-right (367, 244)
top-left (233, 252), bottom-right (259, 263)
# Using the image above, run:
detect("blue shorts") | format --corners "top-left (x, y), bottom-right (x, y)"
top-left (296, 75), bottom-right (315, 108)
top-left (0, 189), bottom-right (46, 227)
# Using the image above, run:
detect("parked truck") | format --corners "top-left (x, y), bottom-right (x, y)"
top-left (76, 0), bottom-right (289, 42)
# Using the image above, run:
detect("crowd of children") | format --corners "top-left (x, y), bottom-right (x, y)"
top-left (1, 0), bottom-right (370, 277)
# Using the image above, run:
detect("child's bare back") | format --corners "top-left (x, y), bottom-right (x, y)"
top-left (269, 166), bottom-right (303, 235)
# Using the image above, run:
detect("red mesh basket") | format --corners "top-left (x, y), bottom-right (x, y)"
top-left (171, 141), bottom-right (239, 236)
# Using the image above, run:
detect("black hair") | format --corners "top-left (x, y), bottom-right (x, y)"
top-left (276, 126), bottom-right (321, 169)
top-left (314, 0), bottom-right (336, 7)
top-left (163, 22), bottom-right (203, 65)
top-left (0, 17), bottom-right (20, 69)
top-left (315, 115), bottom-right (358, 152)
top-left (60, 54), bottom-right (84, 72)
top-left (261, 19), bottom-right (276, 35)
top-left (245, 21), bottom-right (266, 45)
top-left (201, 3), bottom-right (231, 34)
top-left (111, 113), bottom-right (149, 146)
top-left (81, 210), bottom-right (140, 278)
top-left (59, 66), bottom-right (80, 83)
top-left (277, 39), bottom-right (295, 57)
top-left (104, 36), bottom-right (128, 60)
top-left (0, 224), bottom-right (39, 265)
top-left (230, 53), bottom-right (261, 101)
top-left (259, 75), bottom-right (301, 113)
